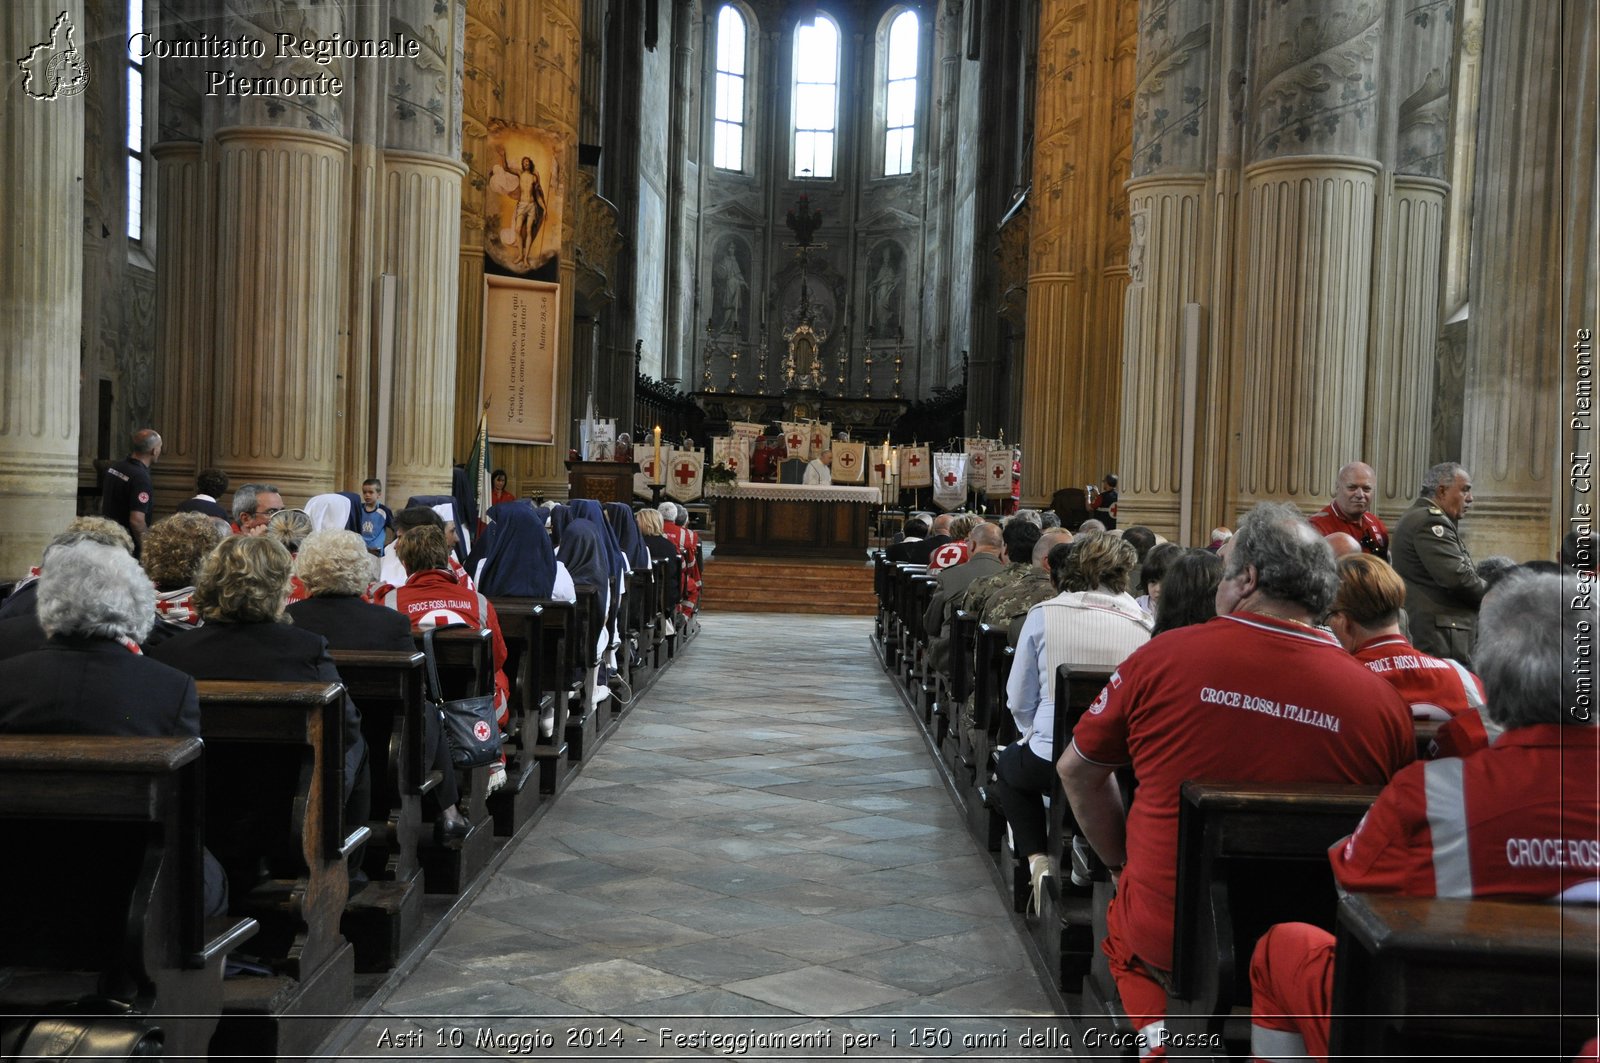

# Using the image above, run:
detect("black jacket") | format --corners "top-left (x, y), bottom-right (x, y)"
top-left (0, 636), bottom-right (199, 737)
top-left (287, 595), bottom-right (415, 652)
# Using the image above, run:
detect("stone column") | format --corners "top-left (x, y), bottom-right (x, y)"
top-left (455, 0), bottom-right (504, 466)
top-left (1364, 0), bottom-right (1454, 518)
top-left (0, 1), bottom-right (85, 576)
top-left (1459, 3), bottom-right (1584, 560)
top-left (149, 140), bottom-right (213, 507)
top-left (1020, 0), bottom-right (1135, 507)
top-left (1234, 0), bottom-right (1382, 513)
top-left (380, 0), bottom-right (464, 507)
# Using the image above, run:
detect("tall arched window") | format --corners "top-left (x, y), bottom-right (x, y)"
top-left (791, 15), bottom-right (839, 179)
top-left (882, 9), bottom-right (918, 176)
top-left (712, 5), bottom-right (747, 171)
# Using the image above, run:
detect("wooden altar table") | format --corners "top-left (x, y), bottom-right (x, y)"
top-left (709, 482), bottom-right (882, 559)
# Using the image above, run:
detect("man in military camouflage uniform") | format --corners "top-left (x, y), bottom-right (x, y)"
top-left (962, 519), bottom-right (1043, 618)
top-left (1391, 461), bottom-right (1488, 665)
top-left (977, 528), bottom-right (1076, 639)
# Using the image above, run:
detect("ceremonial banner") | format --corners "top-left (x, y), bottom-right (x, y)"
top-left (665, 449), bottom-right (705, 503)
top-left (730, 421), bottom-right (765, 448)
top-left (712, 436), bottom-right (751, 480)
top-left (831, 441), bottom-right (867, 484)
top-left (482, 274), bottom-right (559, 444)
top-left (965, 439), bottom-right (991, 490)
top-left (808, 423), bottom-right (832, 459)
top-left (984, 448), bottom-right (1012, 496)
top-left (780, 422), bottom-right (811, 461)
top-left (932, 452), bottom-right (968, 511)
top-left (634, 449), bottom-right (661, 500)
top-left (899, 444), bottom-right (932, 488)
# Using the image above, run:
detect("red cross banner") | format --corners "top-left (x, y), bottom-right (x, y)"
top-left (712, 436), bottom-right (749, 481)
top-left (780, 421), bottom-right (811, 462)
top-left (984, 448), bottom-right (1012, 496)
top-left (664, 448), bottom-right (705, 503)
top-left (832, 441), bottom-right (867, 484)
top-left (964, 439), bottom-right (992, 490)
top-left (899, 444), bottom-right (932, 488)
top-left (808, 423), bottom-right (832, 459)
top-left (932, 452), bottom-right (968, 511)
top-left (634, 450), bottom-right (660, 500)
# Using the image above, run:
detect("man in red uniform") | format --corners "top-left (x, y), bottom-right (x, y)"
top-left (1059, 503), bottom-right (1416, 1059)
top-left (378, 525), bottom-right (512, 786)
top-left (1249, 571), bottom-right (1599, 1062)
top-left (1307, 461), bottom-right (1390, 560)
top-left (660, 502), bottom-right (701, 619)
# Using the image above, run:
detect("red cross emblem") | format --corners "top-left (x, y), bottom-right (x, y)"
top-left (673, 462), bottom-right (697, 486)
top-left (907, 453), bottom-right (921, 467)
top-left (787, 433), bottom-right (804, 449)
top-left (943, 472), bottom-right (959, 486)
top-left (993, 464), bottom-right (1006, 478)
top-left (839, 451), bottom-right (856, 467)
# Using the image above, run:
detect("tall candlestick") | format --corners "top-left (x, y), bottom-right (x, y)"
top-left (653, 426), bottom-right (662, 484)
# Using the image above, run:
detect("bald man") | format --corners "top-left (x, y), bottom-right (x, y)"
top-left (923, 520), bottom-right (1006, 673)
top-left (1324, 531), bottom-right (1363, 559)
top-left (1308, 461), bottom-right (1390, 559)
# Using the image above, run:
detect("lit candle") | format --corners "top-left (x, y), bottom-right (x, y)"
top-left (653, 426), bottom-right (662, 484)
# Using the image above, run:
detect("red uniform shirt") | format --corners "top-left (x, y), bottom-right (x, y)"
top-left (1307, 503), bottom-right (1390, 557)
top-left (662, 523), bottom-right (701, 607)
top-left (1329, 724), bottom-right (1600, 899)
top-left (378, 568), bottom-right (510, 723)
top-left (1071, 612), bottom-right (1416, 970)
top-left (1351, 634), bottom-right (1486, 722)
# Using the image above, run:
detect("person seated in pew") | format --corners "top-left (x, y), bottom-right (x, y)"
top-left (377, 525), bottom-right (513, 788)
top-left (1148, 547), bottom-right (1222, 637)
top-left (923, 521), bottom-right (1008, 674)
top-left (149, 535), bottom-right (372, 869)
top-left (1324, 553), bottom-right (1493, 758)
top-left (604, 502), bottom-right (652, 582)
top-left (288, 529), bottom-right (471, 842)
top-left (960, 518), bottom-right (1043, 619)
top-left (884, 516), bottom-right (930, 563)
top-left (979, 528), bottom-right (1076, 643)
top-left (1059, 503), bottom-right (1417, 1059)
top-left (0, 516), bottom-right (134, 627)
top-left (378, 505), bottom-right (476, 592)
top-left (141, 511), bottom-right (227, 649)
top-left (470, 501), bottom-right (576, 603)
top-left (659, 502), bottom-right (702, 620)
top-left (999, 533), bottom-right (1153, 912)
top-left (1134, 541), bottom-right (1182, 618)
top-left (267, 508), bottom-right (315, 603)
top-left (0, 541), bottom-right (225, 914)
top-left (635, 508), bottom-right (678, 571)
top-left (1248, 571), bottom-right (1599, 1063)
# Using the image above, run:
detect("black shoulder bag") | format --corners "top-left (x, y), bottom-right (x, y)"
top-left (421, 624), bottom-right (503, 767)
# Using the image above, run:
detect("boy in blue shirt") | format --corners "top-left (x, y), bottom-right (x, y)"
top-left (359, 478), bottom-right (394, 554)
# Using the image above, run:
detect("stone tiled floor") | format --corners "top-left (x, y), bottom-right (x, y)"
top-left (351, 614), bottom-right (1065, 1060)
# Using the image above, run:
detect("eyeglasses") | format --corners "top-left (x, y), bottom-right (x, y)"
top-left (254, 507), bottom-right (283, 517)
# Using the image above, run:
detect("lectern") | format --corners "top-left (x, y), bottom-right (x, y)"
top-left (566, 460), bottom-right (636, 503)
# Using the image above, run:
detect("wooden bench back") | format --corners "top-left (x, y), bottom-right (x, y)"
top-left (948, 610), bottom-right (979, 703)
top-left (416, 627), bottom-right (492, 700)
top-left (329, 649), bottom-right (429, 881)
top-left (1330, 892), bottom-right (1600, 1060)
top-left (195, 679), bottom-right (357, 981)
top-left (973, 624), bottom-right (1015, 740)
top-left (1168, 780), bottom-right (1380, 1022)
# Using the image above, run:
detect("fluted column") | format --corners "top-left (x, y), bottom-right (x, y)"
top-left (149, 141), bottom-right (213, 508)
top-left (210, 129), bottom-right (349, 504)
top-left (379, 0), bottom-right (464, 506)
top-left (382, 155), bottom-right (465, 506)
top-left (1118, 0), bottom-right (1217, 540)
top-left (1021, 0), bottom-right (1135, 507)
top-left (0, 1), bottom-right (85, 576)
top-left (1459, 3), bottom-right (1583, 561)
top-left (1365, 0), bottom-right (1453, 517)
top-left (1235, 0), bottom-right (1382, 512)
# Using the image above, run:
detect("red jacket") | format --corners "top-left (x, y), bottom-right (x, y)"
top-left (1330, 724), bottom-right (1599, 900)
top-left (378, 568), bottom-right (510, 724)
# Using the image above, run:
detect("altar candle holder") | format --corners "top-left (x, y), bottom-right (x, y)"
top-left (863, 340), bottom-right (874, 398)
top-left (892, 354), bottom-right (903, 399)
top-left (729, 348), bottom-right (740, 393)
top-left (702, 324), bottom-right (717, 393)
top-left (836, 347), bottom-right (848, 392)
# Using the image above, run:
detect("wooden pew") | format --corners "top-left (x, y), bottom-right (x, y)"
top-left (195, 680), bottom-right (367, 1061)
top-left (328, 649), bottom-right (428, 971)
top-left (969, 624), bottom-right (1016, 856)
top-left (1329, 892), bottom-right (1600, 1061)
top-left (871, 549), bottom-right (892, 648)
top-left (564, 584), bottom-right (605, 761)
top-left (906, 573), bottom-right (940, 719)
top-left (483, 598), bottom-right (551, 834)
top-left (946, 609), bottom-right (980, 784)
top-left (624, 565), bottom-right (654, 690)
top-left (1159, 780), bottom-right (1381, 1060)
top-left (0, 735), bottom-right (257, 1061)
top-left (527, 598), bottom-right (579, 794)
top-left (412, 628), bottom-right (497, 895)
top-left (659, 554), bottom-right (682, 664)
top-left (1031, 667), bottom-right (1113, 991)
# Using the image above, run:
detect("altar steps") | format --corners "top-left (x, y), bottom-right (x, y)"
top-left (699, 556), bottom-right (877, 616)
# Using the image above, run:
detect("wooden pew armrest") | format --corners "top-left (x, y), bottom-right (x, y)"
top-left (340, 825), bottom-right (372, 860)
top-left (189, 916), bottom-right (260, 968)
top-left (417, 769), bottom-right (443, 796)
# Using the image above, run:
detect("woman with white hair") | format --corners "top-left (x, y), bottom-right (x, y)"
top-left (0, 540), bottom-right (198, 736)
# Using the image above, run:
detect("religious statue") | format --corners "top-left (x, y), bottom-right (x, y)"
top-left (716, 243), bottom-right (747, 334)
top-left (869, 255), bottom-right (899, 335)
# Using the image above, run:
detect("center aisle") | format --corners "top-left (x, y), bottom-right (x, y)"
top-left (347, 614), bottom-right (1059, 1058)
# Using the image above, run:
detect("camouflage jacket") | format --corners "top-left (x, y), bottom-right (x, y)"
top-left (979, 567), bottom-right (1056, 630)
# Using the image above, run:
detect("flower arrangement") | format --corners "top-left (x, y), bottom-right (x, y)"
top-left (704, 461), bottom-right (738, 486)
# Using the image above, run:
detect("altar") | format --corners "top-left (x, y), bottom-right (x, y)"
top-left (709, 481), bottom-right (882, 559)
